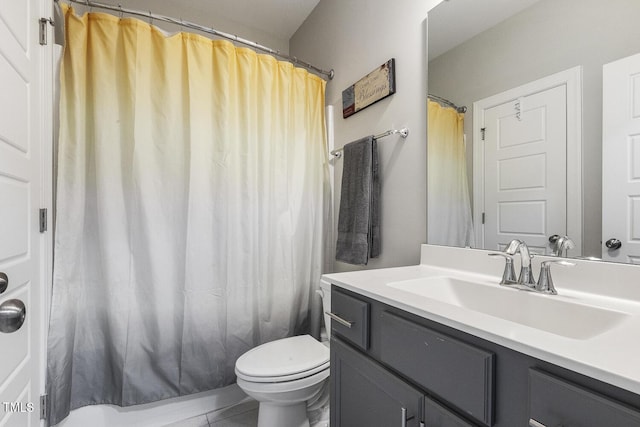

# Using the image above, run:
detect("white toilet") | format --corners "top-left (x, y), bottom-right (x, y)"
top-left (234, 280), bottom-right (333, 427)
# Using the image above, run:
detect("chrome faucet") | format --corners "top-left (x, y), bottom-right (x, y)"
top-left (489, 239), bottom-right (576, 295)
top-left (504, 239), bottom-right (536, 288)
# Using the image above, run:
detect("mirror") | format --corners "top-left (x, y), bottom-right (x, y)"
top-left (427, 0), bottom-right (640, 263)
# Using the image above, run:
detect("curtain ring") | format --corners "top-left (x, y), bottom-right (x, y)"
top-left (84, 0), bottom-right (93, 13)
top-left (148, 10), bottom-right (153, 25)
top-left (118, 4), bottom-right (123, 19)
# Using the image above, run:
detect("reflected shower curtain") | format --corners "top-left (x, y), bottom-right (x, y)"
top-left (427, 100), bottom-right (474, 247)
top-left (47, 6), bottom-right (328, 425)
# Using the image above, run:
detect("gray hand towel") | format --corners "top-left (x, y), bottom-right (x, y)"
top-left (336, 136), bottom-right (380, 265)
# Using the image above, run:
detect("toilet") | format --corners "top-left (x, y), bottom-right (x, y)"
top-left (234, 280), bottom-right (333, 427)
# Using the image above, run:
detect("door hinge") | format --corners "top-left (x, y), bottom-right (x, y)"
top-left (40, 394), bottom-right (48, 420)
top-left (482, 212), bottom-right (485, 224)
top-left (39, 208), bottom-right (47, 233)
top-left (481, 127), bottom-right (486, 141)
top-left (39, 17), bottom-right (54, 46)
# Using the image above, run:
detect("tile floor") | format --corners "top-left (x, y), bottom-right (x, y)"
top-left (164, 400), bottom-right (259, 427)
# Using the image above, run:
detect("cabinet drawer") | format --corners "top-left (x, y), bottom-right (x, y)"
top-left (529, 369), bottom-right (640, 427)
top-left (380, 311), bottom-right (494, 426)
top-left (330, 289), bottom-right (369, 350)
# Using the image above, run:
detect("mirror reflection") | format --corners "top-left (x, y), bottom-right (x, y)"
top-left (427, 0), bottom-right (640, 264)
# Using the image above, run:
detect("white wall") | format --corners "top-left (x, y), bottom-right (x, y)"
top-left (428, 0), bottom-right (640, 258)
top-left (291, 0), bottom-right (443, 273)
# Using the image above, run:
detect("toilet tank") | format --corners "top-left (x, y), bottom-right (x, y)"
top-left (318, 280), bottom-right (332, 341)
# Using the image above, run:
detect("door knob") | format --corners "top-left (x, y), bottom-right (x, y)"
top-left (605, 238), bottom-right (622, 250)
top-left (0, 299), bottom-right (26, 333)
top-left (0, 272), bottom-right (7, 294)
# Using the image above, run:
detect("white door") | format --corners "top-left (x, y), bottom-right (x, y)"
top-left (480, 85), bottom-right (567, 254)
top-left (602, 52), bottom-right (640, 263)
top-left (0, 0), bottom-right (50, 425)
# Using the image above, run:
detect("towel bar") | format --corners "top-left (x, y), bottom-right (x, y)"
top-left (330, 128), bottom-right (408, 158)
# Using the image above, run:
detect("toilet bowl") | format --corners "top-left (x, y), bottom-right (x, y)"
top-left (235, 335), bottom-right (329, 427)
top-left (234, 281), bottom-right (332, 427)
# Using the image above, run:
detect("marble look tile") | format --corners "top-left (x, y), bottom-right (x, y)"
top-left (206, 400), bottom-right (258, 423)
top-left (209, 408), bottom-right (258, 427)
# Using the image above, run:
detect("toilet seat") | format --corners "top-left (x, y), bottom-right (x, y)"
top-left (235, 335), bottom-right (330, 383)
top-left (236, 360), bottom-right (330, 383)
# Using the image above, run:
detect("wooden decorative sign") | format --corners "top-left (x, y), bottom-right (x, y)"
top-left (342, 58), bottom-right (396, 118)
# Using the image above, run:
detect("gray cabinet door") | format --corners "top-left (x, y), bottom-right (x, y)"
top-left (331, 338), bottom-right (423, 427)
top-left (424, 395), bottom-right (477, 427)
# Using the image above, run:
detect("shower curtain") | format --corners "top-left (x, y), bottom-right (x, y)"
top-left (47, 6), bottom-right (328, 425)
top-left (427, 99), bottom-right (474, 247)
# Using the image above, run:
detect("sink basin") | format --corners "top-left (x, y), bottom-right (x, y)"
top-left (387, 276), bottom-right (631, 339)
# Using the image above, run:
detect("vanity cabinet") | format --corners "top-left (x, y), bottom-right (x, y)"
top-left (379, 311), bottom-right (494, 424)
top-left (330, 289), bottom-right (370, 350)
top-left (331, 338), bottom-right (475, 427)
top-left (331, 338), bottom-right (423, 427)
top-left (529, 369), bottom-right (640, 427)
top-left (329, 286), bottom-right (640, 427)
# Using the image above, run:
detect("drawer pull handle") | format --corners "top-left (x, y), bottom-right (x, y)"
top-left (326, 312), bottom-right (354, 328)
top-left (400, 407), bottom-right (414, 427)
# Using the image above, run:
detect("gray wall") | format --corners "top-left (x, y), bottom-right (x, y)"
top-left (291, 0), bottom-right (442, 273)
top-left (428, 0), bottom-right (640, 258)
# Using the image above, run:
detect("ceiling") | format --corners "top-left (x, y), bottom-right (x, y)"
top-left (428, 0), bottom-right (543, 61)
top-left (186, 0), bottom-right (542, 57)
top-left (178, 0), bottom-right (321, 41)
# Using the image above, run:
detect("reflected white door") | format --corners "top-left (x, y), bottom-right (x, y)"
top-left (0, 0), bottom-right (48, 425)
top-left (480, 85), bottom-right (567, 254)
top-left (602, 52), bottom-right (640, 263)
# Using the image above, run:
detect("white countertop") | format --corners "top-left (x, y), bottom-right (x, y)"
top-left (322, 245), bottom-right (640, 395)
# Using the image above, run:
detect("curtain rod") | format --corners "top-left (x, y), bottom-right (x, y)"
top-left (428, 94), bottom-right (467, 113)
top-left (56, 0), bottom-right (335, 80)
top-left (330, 128), bottom-right (409, 158)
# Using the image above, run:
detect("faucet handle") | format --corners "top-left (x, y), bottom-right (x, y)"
top-left (488, 253), bottom-right (517, 285)
top-left (536, 260), bottom-right (575, 295)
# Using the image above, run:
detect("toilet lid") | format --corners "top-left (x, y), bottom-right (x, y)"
top-left (235, 335), bottom-right (329, 381)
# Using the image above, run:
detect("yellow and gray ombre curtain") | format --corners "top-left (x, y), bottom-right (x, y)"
top-left (47, 5), bottom-right (328, 424)
top-left (427, 100), bottom-right (474, 247)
